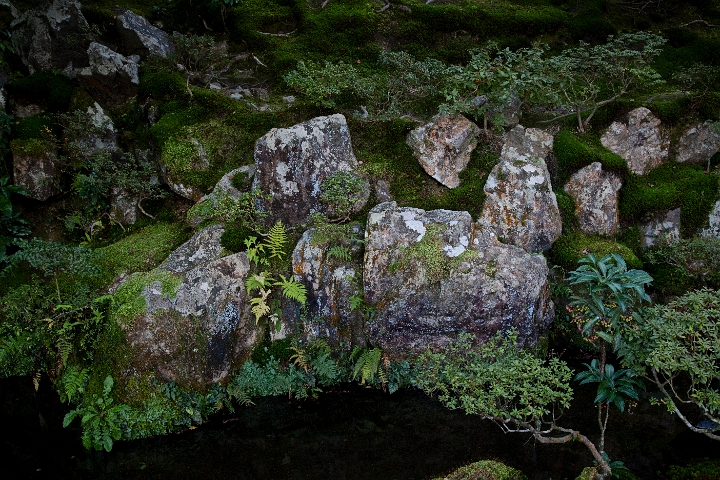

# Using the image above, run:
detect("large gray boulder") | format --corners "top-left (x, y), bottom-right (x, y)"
top-left (68, 102), bottom-right (120, 160)
top-left (78, 42), bottom-right (139, 105)
top-left (702, 200), bottom-right (720, 240)
top-left (4, 0), bottom-right (90, 76)
top-left (120, 241), bottom-right (256, 388)
top-left (11, 139), bottom-right (60, 201)
top-left (406, 114), bottom-right (480, 188)
top-left (675, 121), bottom-right (720, 167)
top-left (287, 228), bottom-right (366, 348)
top-left (160, 225), bottom-right (225, 274)
top-left (641, 208), bottom-right (681, 249)
top-left (564, 162), bottom-right (623, 236)
top-left (601, 107), bottom-right (669, 175)
top-left (115, 10), bottom-right (175, 59)
top-left (363, 202), bottom-right (554, 358)
top-left (252, 114), bottom-right (368, 226)
top-left (478, 126), bottom-right (561, 253)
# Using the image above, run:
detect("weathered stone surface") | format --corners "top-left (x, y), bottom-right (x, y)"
top-left (78, 42), bottom-right (139, 105)
top-left (125, 252), bottom-right (256, 387)
top-left (109, 187), bottom-right (139, 226)
top-left (160, 224), bottom-right (225, 274)
top-left (641, 208), bottom-right (681, 249)
top-left (70, 102), bottom-right (120, 160)
top-left (478, 126), bottom-right (561, 253)
top-left (406, 114), bottom-right (480, 188)
top-left (188, 166), bottom-right (255, 226)
top-left (253, 114), bottom-right (368, 226)
top-left (601, 107), bottom-right (669, 175)
top-left (11, 140), bottom-right (60, 201)
top-left (5, 0), bottom-right (90, 76)
top-left (564, 162), bottom-right (623, 236)
top-left (363, 202), bottom-right (553, 358)
top-left (675, 121), bottom-right (720, 166)
top-left (702, 200), bottom-right (720, 239)
top-left (115, 10), bottom-right (175, 59)
top-left (288, 228), bottom-right (365, 348)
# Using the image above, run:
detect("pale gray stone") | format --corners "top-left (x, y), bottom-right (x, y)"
top-left (564, 162), bottom-right (623, 236)
top-left (115, 10), bottom-right (175, 59)
top-left (641, 208), bottom-right (681, 249)
top-left (675, 121), bottom-right (720, 167)
top-left (160, 224), bottom-right (225, 274)
top-left (406, 114), bottom-right (480, 188)
top-left (109, 187), bottom-right (139, 226)
top-left (78, 42), bottom-right (139, 104)
top-left (363, 202), bottom-right (553, 358)
top-left (601, 107), bottom-right (668, 175)
top-left (12, 141), bottom-right (60, 201)
top-left (702, 200), bottom-right (720, 240)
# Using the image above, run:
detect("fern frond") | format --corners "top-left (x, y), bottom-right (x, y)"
top-left (264, 221), bottom-right (287, 260)
top-left (246, 273), bottom-right (269, 293)
top-left (250, 288), bottom-right (272, 323)
top-left (275, 274), bottom-right (307, 305)
top-left (289, 346), bottom-right (310, 372)
top-left (327, 245), bottom-right (352, 262)
top-left (353, 348), bottom-right (382, 385)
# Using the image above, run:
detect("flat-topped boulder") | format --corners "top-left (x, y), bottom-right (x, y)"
top-left (115, 9), bottom-right (175, 59)
top-left (601, 107), bottom-right (669, 175)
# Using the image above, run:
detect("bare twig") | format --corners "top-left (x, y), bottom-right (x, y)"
top-left (199, 15), bottom-right (213, 31)
top-left (253, 55), bottom-right (268, 68)
top-left (137, 197), bottom-right (155, 220)
top-left (680, 19), bottom-right (717, 28)
top-left (257, 30), bottom-right (297, 37)
top-left (321, 0), bottom-right (330, 7)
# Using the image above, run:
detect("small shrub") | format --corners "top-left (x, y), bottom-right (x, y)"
top-left (434, 460), bottom-right (527, 480)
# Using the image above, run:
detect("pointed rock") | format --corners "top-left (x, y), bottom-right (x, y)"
top-left (564, 162), bottom-right (622, 236)
top-left (601, 107), bottom-right (669, 175)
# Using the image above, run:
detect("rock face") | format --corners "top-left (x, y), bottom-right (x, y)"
top-left (289, 228), bottom-right (365, 348)
top-left (253, 114), bottom-right (368, 226)
top-left (478, 126), bottom-right (561, 253)
top-left (363, 202), bottom-right (553, 358)
top-left (564, 162), bottom-right (623, 236)
top-left (109, 187), bottom-right (139, 225)
top-left (406, 114), bottom-right (480, 188)
top-left (11, 140), bottom-right (60, 201)
top-left (702, 200), bottom-right (720, 240)
top-left (601, 107), bottom-right (669, 175)
top-left (641, 208), bottom-right (681, 249)
top-left (5, 0), bottom-right (90, 76)
top-left (160, 225), bottom-right (225, 274)
top-left (70, 102), bottom-right (120, 159)
top-left (78, 43), bottom-right (139, 104)
top-left (675, 121), bottom-right (720, 166)
top-left (122, 228), bottom-right (256, 388)
top-left (115, 10), bottom-right (175, 59)
top-left (188, 166), bottom-right (255, 226)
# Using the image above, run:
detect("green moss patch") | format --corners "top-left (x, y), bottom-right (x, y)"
top-left (619, 163), bottom-right (719, 236)
top-left (14, 114), bottom-right (59, 141)
top-left (551, 232), bottom-right (642, 271)
top-left (9, 138), bottom-right (55, 157)
top-left (433, 459), bottom-right (527, 480)
top-left (112, 269), bottom-right (183, 326)
top-left (553, 130), bottom-right (628, 186)
top-left (6, 72), bottom-right (74, 113)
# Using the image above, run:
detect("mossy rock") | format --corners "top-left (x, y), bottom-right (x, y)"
top-left (551, 232), bottom-right (642, 271)
top-left (619, 163), bottom-right (719, 237)
top-left (554, 130), bottom-right (628, 187)
top-left (138, 70), bottom-right (189, 102)
top-left (6, 72), bottom-right (74, 113)
top-left (9, 138), bottom-right (55, 157)
top-left (14, 114), bottom-right (58, 141)
top-left (646, 96), bottom-right (691, 125)
top-left (433, 460), bottom-right (527, 480)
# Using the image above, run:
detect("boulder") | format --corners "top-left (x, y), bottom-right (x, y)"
top-left (115, 10), bottom-right (175, 59)
top-left (78, 42), bottom-right (139, 105)
top-left (406, 114), bottom-right (480, 188)
top-left (702, 200), bottom-right (720, 240)
top-left (160, 224), bottom-right (225, 274)
top-left (287, 228), bottom-right (366, 348)
top-left (641, 208), bottom-right (681, 249)
top-left (68, 102), bottom-right (120, 160)
top-left (124, 253), bottom-right (261, 388)
top-left (11, 139), bottom-right (60, 201)
top-left (478, 126), bottom-right (561, 253)
top-left (5, 0), bottom-right (90, 76)
top-left (363, 202), bottom-right (553, 358)
top-left (601, 107), bottom-right (669, 175)
top-left (252, 114), bottom-right (368, 226)
top-left (188, 166), bottom-right (255, 226)
top-left (564, 162), bottom-right (623, 236)
top-left (675, 121), bottom-right (720, 167)
top-left (109, 187), bottom-right (139, 226)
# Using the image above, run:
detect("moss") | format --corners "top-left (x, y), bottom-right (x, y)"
top-left (551, 232), bottom-right (642, 271)
top-left (14, 114), bottom-right (58, 141)
top-left (6, 72), bottom-right (74, 112)
top-left (112, 269), bottom-right (183, 326)
top-left (699, 92), bottom-right (720, 121)
top-left (433, 459), bottom-right (527, 480)
top-left (664, 458), bottom-right (720, 480)
top-left (619, 163), bottom-right (719, 236)
top-left (9, 138), bottom-right (55, 157)
top-left (555, 189), bottom-right (579, 231)
top-left (138, 70), bottom-right (189, 102)
top-left (554, 130), bottom-right (628, 186)
top-left (646, 97), bottom-right (691, 125)
top-left (400, 224), bottom-right (476, 284)
top-left (220, 225), bottom-right (255, 253)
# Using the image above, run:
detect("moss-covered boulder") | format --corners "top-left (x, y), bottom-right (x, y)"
top-left (10, 138), bottom-right (60, 201)
top-left (434, 459), bottom-right (527, 480)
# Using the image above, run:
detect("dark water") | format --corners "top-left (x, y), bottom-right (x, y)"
top-left (2, 376), bottom-right (718, 480)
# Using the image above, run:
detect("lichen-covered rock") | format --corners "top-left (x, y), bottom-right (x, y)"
top-left (363, 202), bottom-right (553, 358)
top-left (115, 9), bottom-right (175, 59)
top-left (702, 200), bottom-right (720, 239)
top-left (69, 102), bottom-right (120, 159)
top-left (109, 187), bottom-right (139, 226)
top-left (78, 43), bottom-right (139, 105)
top-left (122, 252), bottom-right (255, 388)
top-left (641, 208), bottom-right (681, 249)
top-left (600, 107), bottom-right (669, 175)
top-left (253, 114), bottom-right (368, 226)
top-left (5, 0), bottom-right (90, 76)
top-left (675, 121), bottom-right (720, 166)
top-left (288, 228), bottom-right (366, 348)
top-left (478, 126), bottom-right (561, 252)
top-left (188, 165), bottom-right (255, 227)
top-left (160, 224), bottom-right (225, 274)
top-left (564, 162), bottom-right (622, 236)
top-left (11, 139), bottom-right (60, 201)
top-left (406, 114), bottom-right (480, 188)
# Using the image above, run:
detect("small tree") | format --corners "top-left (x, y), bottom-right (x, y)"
top-left (619, 288), bottom-right (720, 441)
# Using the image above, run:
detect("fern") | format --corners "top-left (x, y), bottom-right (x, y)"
top-left (58, 367), bottom-right (90, 403)
top-left (275, 274), bottom-right (307, 304)
top-left (327, 245), bottom-right (352, 262)
top-left (351, 347), bottom-right (383, 385)
top-left (250, 288), bottom-right (271, 324)
top-left (264, 221), bottom-right (287, 260)
top-left (246, 272), bottom-right (269, 293)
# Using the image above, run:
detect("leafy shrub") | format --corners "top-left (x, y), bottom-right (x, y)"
top-left (14, 114), bottom-right (58, 141)
top-left (643, 236), bottom-right (720, 297)
top-left (220, 224), bottom-right (255, 253)
top-left (664, 459), bottom-right (720, 480)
